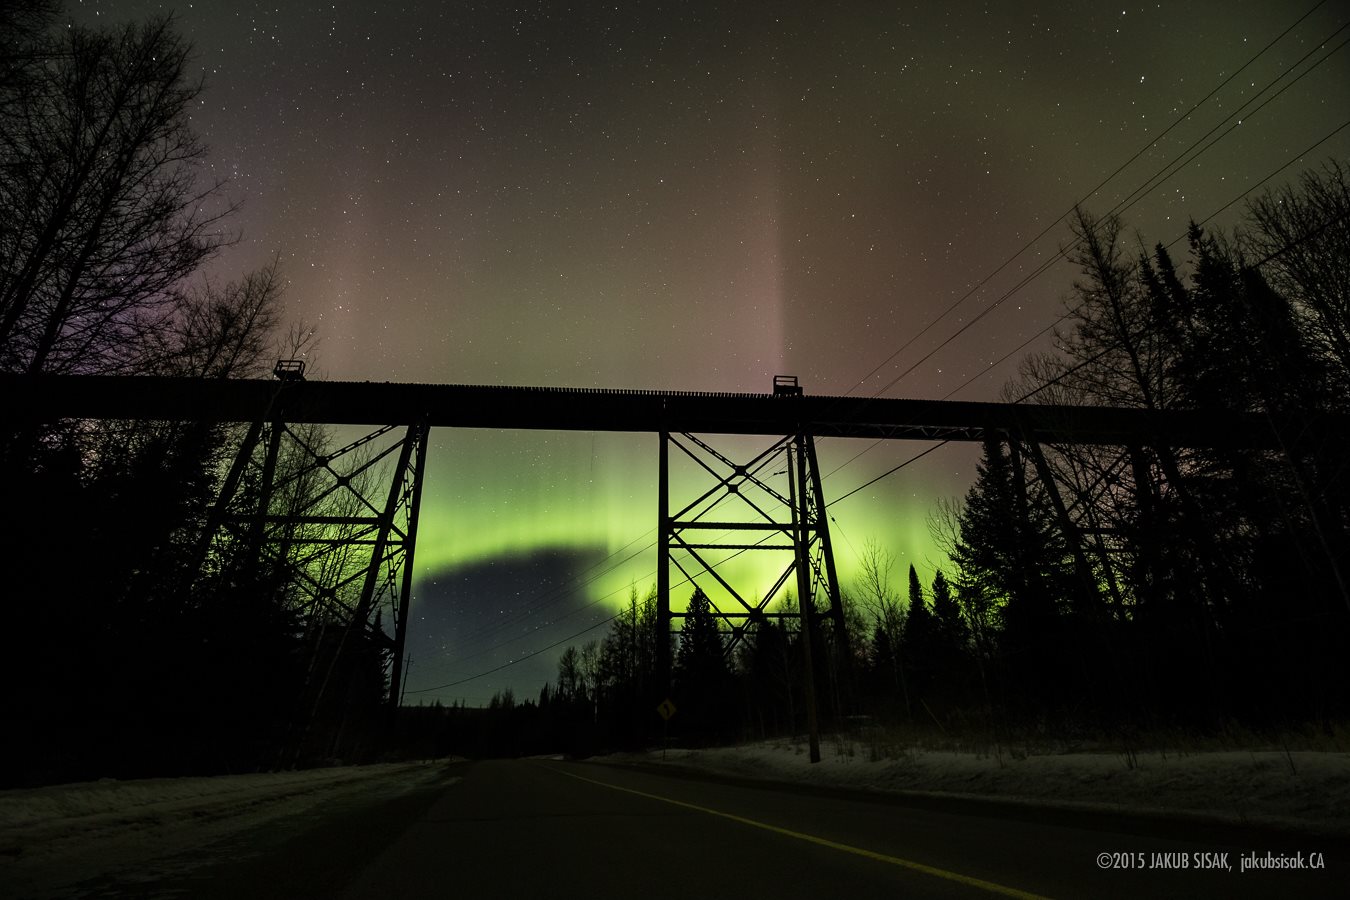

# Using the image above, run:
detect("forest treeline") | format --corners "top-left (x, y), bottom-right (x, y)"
top-left (1, 4), bottom-right (390, 786)
top-left (409, 167), bottom-right (1350, 759)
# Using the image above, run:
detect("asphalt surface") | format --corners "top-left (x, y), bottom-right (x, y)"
top-left (59, 758), bottom-right (1346, 899)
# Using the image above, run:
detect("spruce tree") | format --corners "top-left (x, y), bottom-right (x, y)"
top-left (902, 563), bottom-right (931, 655)
top-left (930, 569), bottom-right (966, 650)
top-left (674, 588), bottom-right (730, 738)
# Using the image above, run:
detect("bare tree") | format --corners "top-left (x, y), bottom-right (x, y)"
top-left (853, 539), bottom-right (908, 715)
top-left (0, 15), bottom-right (233, 375)
top-left (154, 258), bottom-right (285, 379)
top-left (0, 1), bottom-right (60, 104)
top-left (926, 497), bottom-right (964, 562)
top-left (1053, 208), bottom-right (1171, 410)
top-left (1241, 160), bottom-right (1350, 399)
top-left (856, 542), bottom-right (899, 631)
top-left (579, 639), bottom-right (602, 720)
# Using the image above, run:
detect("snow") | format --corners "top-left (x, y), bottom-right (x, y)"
top-left (4, 738), bottom-right (1346, 896)
top-left (0, 761), bottom-right (452, 898)
top-left (603, 737), bottom-right (1350, 837)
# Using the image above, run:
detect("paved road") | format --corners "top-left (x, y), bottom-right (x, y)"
top-left (62, 759), bottom-right (1345, 899)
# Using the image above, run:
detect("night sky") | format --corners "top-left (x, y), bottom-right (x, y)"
top-left (75, 1), bottom-right (1350, 704)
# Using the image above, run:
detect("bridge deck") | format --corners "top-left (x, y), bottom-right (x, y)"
top-left (4, 374), bottom-right (1341, 448)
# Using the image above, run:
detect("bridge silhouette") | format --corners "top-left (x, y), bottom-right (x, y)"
top-left (5, 371), bottom-right (1301, 444)
top-left (7, 370), bottom-right (1342, 761)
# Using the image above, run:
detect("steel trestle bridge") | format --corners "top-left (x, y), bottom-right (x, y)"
top-left (3, 373), bottom-right (1320, 445)
top-left (8, 372), bottom-right (1345, 762)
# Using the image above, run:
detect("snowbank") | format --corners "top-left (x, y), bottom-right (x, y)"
top-left (0, 761), bottom-right (452, 897)
top-left (0, 763), bottom-right (436, 835)
top-left (605, 738), bottom-right (1350, 837)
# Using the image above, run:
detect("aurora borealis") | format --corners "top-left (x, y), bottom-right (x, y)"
top-left (71, 0), bottom-right (1350, 703)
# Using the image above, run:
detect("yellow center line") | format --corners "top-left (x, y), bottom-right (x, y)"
top-left (546, 765), bottom-right (1054, 900)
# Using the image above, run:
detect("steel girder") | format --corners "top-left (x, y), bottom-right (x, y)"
top-left (8, 374), bottom-right (1347, 448)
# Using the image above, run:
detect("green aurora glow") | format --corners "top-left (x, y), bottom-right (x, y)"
top-left (413, 428), bottom-right (976, 611)
top-left (69, 0), bottom-right (1350, 701)
top-left (394, 426), bottom-right (977, 704)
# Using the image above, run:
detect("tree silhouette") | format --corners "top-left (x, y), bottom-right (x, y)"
top-left (0, 16), bottom-right (231, 376)
top-left (0, 8), bottom-right (342, 784)
top-left (929, 570), bottom-right (964, 649)
top-left (902, 564), bottom-right (933, 696)
top-left (674, 588), bottom-right (730, 739)
top-left (854, 540), bottom-right (908, 718)
top-left (1242, 160), bottom-right (1350, 395)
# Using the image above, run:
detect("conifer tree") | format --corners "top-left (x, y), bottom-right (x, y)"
top-left (951, 437), bottom-right (1070, 712)
top-left (674, 588), bottom-right (730, 737)
top-left (676, 588), bottom-right (727, 682)
top-left (902, 564), bottom-right (933, 692)
top-left (930, 569), bottom-right (965, 649)
top-left (904, 564), bottom-right (931, 645)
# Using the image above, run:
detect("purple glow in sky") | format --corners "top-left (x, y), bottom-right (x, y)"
top-left (73, 0), bottom-right (1350, 702)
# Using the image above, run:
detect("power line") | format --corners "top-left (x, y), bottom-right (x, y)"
top-left (418, 436), bottom-right (811, 665)
top-left (409, 446), bottom-right (813, 690)
top-left (942, 312), bottom-right (1072, 401)
top-left (840, 0), bottom-right (1336, 400)
top-left (1164, 119), bottom-right (1350, 252)
top-left (866, 26), bottom-right (1350, 403)
top-left (403, 613), bottom-right (620, 694)
top-left (813, 38), bottom-right (1350, 489)
top-left (417, 490), bottom-right (752, 664)
top-left (944, 116), bottom-right (1350, 404)
top-left (416, 544), bottom-right (656, 672)
top-left (426, 463), bottom-right (771, 658)
top-left (426, 537), bottom-right (652, 654)
top-left (430, 107), bottom-right (1350, 682)
top-left (408, 455), bottom-right (787, 684)
top-left (793, 29), bottom-right (1350, 510)
top-left (824, 131), bottom-right (1350, 507)
top-left (826, 443), bottom-right (949, 509)
top-left (405, 4), bottom-right (1348, 687)
top-left (422, 124), bottom-right (1350, 680)
top-left (406, 526), bottom-right (784, 693)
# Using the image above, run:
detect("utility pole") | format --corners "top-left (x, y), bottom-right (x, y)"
top-left (791, 437), bottom-right (822, 764)
top-left (657, 429), bottom-right (671, 703)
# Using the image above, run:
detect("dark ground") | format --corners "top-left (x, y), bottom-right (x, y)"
top-left (16, 757), bottom-right (1341, 900)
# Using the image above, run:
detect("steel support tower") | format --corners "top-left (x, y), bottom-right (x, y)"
top-left (196, 362), bottom-right (430, 721)
top-left (656, 376), bottom-right (846, 762)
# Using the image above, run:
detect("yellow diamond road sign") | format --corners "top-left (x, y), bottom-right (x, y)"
top-left (656, 698), bottom-right (677, 720)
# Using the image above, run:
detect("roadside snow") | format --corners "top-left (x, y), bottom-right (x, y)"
top-left (0, 761), bottom-right (452, 898)
top-left (605, 739), bottom-right (1350, 837)
top-left (0, 763), bottom-right (436, 834)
